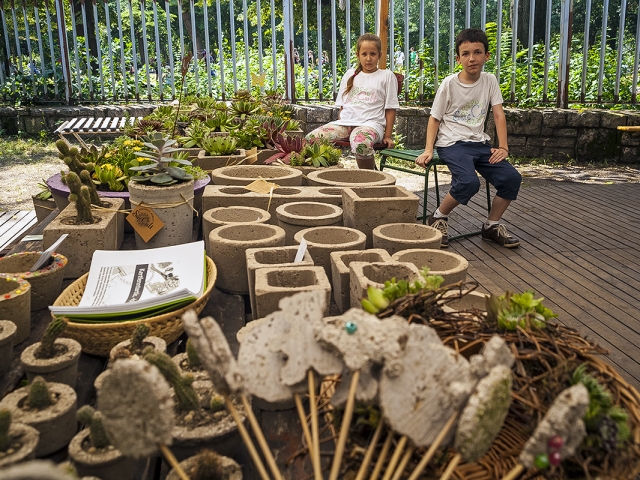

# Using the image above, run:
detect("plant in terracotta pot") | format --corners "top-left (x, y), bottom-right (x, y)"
top-left (68, 405), bottom-right (136, 480)
top-left (166, 448), bottom-right (242, 480)
top-left (20, 318), bottom-right (82, 388)
top-left (0, 376), bottom-right (77, 457)
top-left (0, 409), bottom-right (40, 468)
top-left (0, 321), bottom-right (17, 377)
top-left (32, 181), bottom-right (56, 223)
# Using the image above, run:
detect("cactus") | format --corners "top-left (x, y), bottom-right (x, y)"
top-left (190, 449), bottom-right (225, 480)
top-left (210, 394), bottom-right (225, 413)
top-left (63, 171), bottom-right (94, 224)
top-left (185, 338), bottom-right (201, 369)
top-left (27, 376), bottom-right (52, 410)
top-left (77, 405), bottom-right (111, 449)
top-left (0, 409), bottom-right (11, 452)
top-left (130, 324), bottom-right (150, 354)
top-left (34, 318), bottom-right (67, 359)
top-left (143, 348), bottom-right (200, 412)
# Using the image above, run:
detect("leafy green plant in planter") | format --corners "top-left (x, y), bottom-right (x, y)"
top-left (178, 119), bottom-right (210, 148)
top-left (204, 113), bottom-right (237, 133)
top-left (231, 123), bottom-right (267, 150)
top-left (230, 99), bottom-right (261, 122)
top-left (201, 136), bottom-right (238, 156)
top-left (129, 133), bottom-right (194, 186)
top-left (34, 181), bottom-right (52, 200)
top-left (288, 138), bottom-right (342, 168)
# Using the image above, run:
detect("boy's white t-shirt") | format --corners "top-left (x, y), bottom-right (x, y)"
top-left (333, 68), bottom-right (400, 139)
top-left (430, 71), bottom-right (503, 147)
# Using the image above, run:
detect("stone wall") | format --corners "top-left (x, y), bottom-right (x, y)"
top-left (2, 103), bottom-right (639, 163)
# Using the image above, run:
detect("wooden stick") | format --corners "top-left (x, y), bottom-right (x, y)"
top-left (354, 421), bottom-right (385, 480)
top-left (329, 369), bottom-right (361, 480)
top-left (501, 463), bottom-right (525, 480)
top-left (223, 395), bottom-right (271, 480)
top-left (241, 394), bottom-right (284, 480)
top-left (381, 435), bottom-right (407, 480)
top-left (158, 443), bottom-right (189, 480)
top-left (308, 371), bottom-right (323, 480)
top-left (390, 445), bottom-right (415, 480)
top-left (439, 453), bottom-right (461, 480)
top-left (370, 431), bottom-right (393, 480)
top-left (295, 393), bottom-right (323, 479)
top-left (406, 413), bottom-right (458, 480)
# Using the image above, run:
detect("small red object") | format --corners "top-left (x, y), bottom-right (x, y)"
top-left (548, 435), bottom-right (563, 451)
top-left (549, 451), bottom-right (562, 466)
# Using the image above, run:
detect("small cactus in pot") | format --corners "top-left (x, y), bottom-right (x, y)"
top-left (0, 408), bottom-right (40, 468)
top-left (77, 406), bottom-right (111, 449)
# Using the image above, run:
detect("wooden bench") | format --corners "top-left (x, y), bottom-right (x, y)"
top-left (55, 116), bottom-right (142, 147)
top-left (0, 210), bottom-right (37, 255)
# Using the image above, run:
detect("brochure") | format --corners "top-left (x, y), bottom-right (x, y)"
top-left (50, 241), bottom-right (206, 320)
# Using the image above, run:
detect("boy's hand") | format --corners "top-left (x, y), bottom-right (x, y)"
top-left (415, 151), bottom-right (433, 168)
top-left (383, 136), bottom-right (395, 148)
top-left (489, 147), bottom-right (509, 164)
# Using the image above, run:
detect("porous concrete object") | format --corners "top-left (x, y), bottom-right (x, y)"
top-left (349, 261), bottom-right (421, 310)
top-left (209, 164), bottom-right (303, 186)
top-left (68, 427), bottom-right (136, 480)
top-left (43, 198), bottom-right (124, 279)
top-left (0, 460), bottom-right (76, 480)
top-left (469, 336), bottom-right (515, 379)
top-left (203, 206), bottom-right (270, 250)
top-left (342, 186), bottom-right (420, 248)
top-left (108, 336), bottom-right (167, 368)
top-left (195, 148), bottom-right (246, 171)
top-left (379, 325), bottom-right (474, 446)
top-left (181, 311), bottom-right (244, 396)
top-left (254, 266), bottom-right (331, 319)
top-left (0, 320), bottom-right (17, 375)
top-left (0, 423), bottom-right (39, 467)
top-left (0, 276), bottom-right (30, 344)
top-left (202, 185), bottom-right (343, 224)
top-left (330, 249), bottom-right (393, 314)
top-left (519, 383), bottom-right (590, 468)
top-left (454, 365), bottom-right (513, 462)
top-left (306, 169), bottom-right (396, 187)
top-left (97, 359), bottom-right (175, 458)
top-left (441, 290), bottom-right (488, 313)
top-left (392, 248), bottom-right (469, 284)
top-left (330, 365), bottom-right (379, 407)
top-left (166, 453), bottom-right (242, 480)
top-left (208, 223), bottom-right (285, 294)
top-left (373, 223), bottom-right (441, 254)
top-left (20, 337), bottom-right (82, 387)
top-left (245, 246), bottom-right (314, 320)
top-left (276, 202), bottom-right (343, 245)
top-left (294, 226), bottom-right (367, 283)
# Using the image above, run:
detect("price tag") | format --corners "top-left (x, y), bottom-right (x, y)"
top-left (127, 206), bottom-right (164, 242)
top-left (244, 178), bottom-right (279, 194)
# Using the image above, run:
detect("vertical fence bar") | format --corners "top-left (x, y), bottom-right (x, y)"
top-left (557, 0), bottom-right (573, 108)
top-left (1, 4), bottom-right (12, 88)
top-left (140, 0), bottom-right (151, 100)
top-left (257, 0), bottom-right (263, 79)
top-left (526, 0), bottom-right (535, 97)
top-left (632, 4), bottom-right (640, 103)
top-left (283, 0), bottom-right (294, 99)
top-left (153, 0), bottom-right (163, 99)
top-left (345, 0), bottom-right (350, 70)
top-left (215, 0), bottom-right (225, 99)
top-left (91, 0), bottom-right (104, 99)
top-left (303, 0), bottom-right (309, 99)
top-left (543, 0), bottom-right (552, 101)
top-left (614, 0), bottom-right (627, 101)
top-left (189, 0), bottom-right (199, 92)
top-left (316, 0), bottom-right (322, 98)
top-left (270, 0), bottom-right (277, 89)
top-left (360, 0), bottom-right (364, 35)
top-left (481, 0), bottom-right (486, 29)
top-left (404, 0), bottom-right (408, 99)
top-left (331, 0), bottom-right (336, 97)
top-left (165, 0), bottom-right (175, 98)
top-left (496, 0), bottom-right (502, 84)
top-left (115, 0), bottom-right (128, 100)
top-left (80, 0), bottom-right (94, 99)
top-left (69, 0), bottom-right (83, 99)
top-left (243, 0), bottom-right (250, 90)
top-left (228, 0), bottom-right (236, 92)
top-left (203, 0), bottom-right (212, 95)
top-left (580, 0), bottom-right (591, 102)
top-left (55, 0), bottom-right (72, 103)
top-left (177, 0), bottom-right (185, 64)
top-left (103, 0), bottom-right (116, 100)
top-left (21, 0), bottom-right (35, 92)
top-left (434, 0), bottom-right (439, 89)
top-left (465, 0), bottom-right (470, 28)
top-left (419, 0), bottom-right (424, 101)
top-left (389, 0), bottom-right (394, 68)
top-left (33, 0), bottom-right (47, 95)
top-left (45, 0), bottom-right (58, 96)
top-left (449, 0), bottom-right (454, 73)
top-left (11, 1), bottom-right (22, 65)
top-left (510, 0), bottom-right (518, 101)
top-left (127, 0), bottom-right (139, 100)
top-left (597, 0), bottom-right (609, 102)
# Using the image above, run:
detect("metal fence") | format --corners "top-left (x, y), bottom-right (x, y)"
top-left (0, 0), bottom-right (638, 106)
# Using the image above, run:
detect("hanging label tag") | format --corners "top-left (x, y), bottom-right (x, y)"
top-left (244, 178), bottom-right (279, 194)
top-left (294, 238), bottom-right (308, 263)
top-left (127, 206), bottom-right (164, 243)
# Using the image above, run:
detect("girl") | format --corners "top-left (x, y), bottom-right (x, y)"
top-left (306, 34), bottom-right (400, 169)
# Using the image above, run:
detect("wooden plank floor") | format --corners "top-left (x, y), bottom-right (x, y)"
top-left (417, 178), bottom-right (640, 391)
top-left (0, 210), bottom-right (37, 253)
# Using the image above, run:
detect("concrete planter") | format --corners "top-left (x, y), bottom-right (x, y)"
top-left (0, 276), bottom-right (31, 344)
top-left (293, 226), bottom-right (367, 283)
top-left (68, 428), bottom-right (136, 480)
top-left (329, 249), bottom-right (393, 313)
top-left (107, 336), bottom-right (167, 368)
top-left (292, 164), bottom-right (343, 186)
top-left (180, 147), bottom-right (204, 159)
top-left (245, 246), bottom-right (314, 320)
top-left (0, 320), bottom-right (17, 376)
top-left (32, 196), bottom-right (56, 222)
top-left (210, 165), bottom-right (303, 186)
top-left (20, 338), bottom-right (82, 388)
top-left (0, 381), bottom-right (77, 457)
top-left (209, 223), bottom-right (286, 294)
top-left (127, 179), bottom-right (194, 250)
top-left (171, 352), bottom-right (209, 382)
top-left (195, 148), bottom-right (247, 171)
top-left (203, 206), bottom-right (271, 251)
top-left (342, 186), bottom-right (421, 248)
top-left (0, 252), bottom-right (67, 310)
top-left (373, 223), bottom-right (442, 255)
top-left (276, 202), bottom-right (343, 245)
top-left (0, 423), bottom-right (39, 468)
top-left (166, 452), bottom-right (242, 480)
top-left (306, 169), bottom-right (396, 187)
top-left (441, 290), bottom-right (488, 313)
top-left (42, 199), bottom-right (125, 279)
top-left (392, 249), bottom-right (469, 285)
top-left (255, 148), bottom-right (279, 165)
top-left (349, 261), bottom-right (421, 310)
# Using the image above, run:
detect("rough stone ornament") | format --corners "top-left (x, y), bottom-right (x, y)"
top-left (97, 358), bottom-right (175, 458)
top-left (331, 365), bottom-right (380, 407)
top-left (469, 335), bottom-right (515, 379)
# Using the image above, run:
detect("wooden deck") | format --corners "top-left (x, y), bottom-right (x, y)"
top-left (418, 178), bottom-right (640, 391)
top-left (0, 210), bottom-right (37, 254)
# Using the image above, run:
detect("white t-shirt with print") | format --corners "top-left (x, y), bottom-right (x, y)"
top-left (430, 71), bottom-right (503, 148)
top-left (332, 68), bottom-right (400, 139)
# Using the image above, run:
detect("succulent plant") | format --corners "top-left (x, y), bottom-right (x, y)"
top-left (93, 164), bottom-right (127, 192)
top-left (204, 113), bottom-right (237, 133)
top-left (185, 338), bottom-right (201, 369)
top-left (264, 133), bottom-right (307, 165)
top-left (129, 133), bottom-right (194, 186)
top-left (190, 449), bottom-right (225, 480)
top-left (0, 409), bottom-right (10, 452)
top-left (77, 405), bottom-right (111, 449)
top-left (201, 136), bottom-right (238, 156)
top-left (130, 324), bottom-right (150, 354)
top-left (34, 318), bottom-right (67, 359)
top-left (143, 348), bottom-right (199, 412)
top-left (27, 376), bottom-right (53, 410)
top-left (178, 119), bottom-right (209, 148)
top-left (230, 99), bottom-right (261, 120)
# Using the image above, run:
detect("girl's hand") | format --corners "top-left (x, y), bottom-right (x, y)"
top-left (383, 136), bottom-right (394, 148)
top-left (415, 151), bottom-right (433, 168)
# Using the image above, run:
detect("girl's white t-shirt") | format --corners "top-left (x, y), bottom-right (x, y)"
top-left (430, 71), bottom-right (503, 147)
top-left (333, 68), bottom-right (400, 139)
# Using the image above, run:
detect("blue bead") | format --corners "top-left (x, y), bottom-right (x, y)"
top-left (345, 321), bottom-right (357, 334)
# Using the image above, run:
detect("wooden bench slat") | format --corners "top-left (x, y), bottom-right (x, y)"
top-left (0, 211), bottom-right (37, 251)
top-left (98, 117), bottom-right (112, 131)
top-left (109, 117), bottom-right (120, 131)
top-left (63, 117), bottom-right (80, 132)
top-left (73, 118), bottom-right (88, 131)
top-left (54, 119), bottom-right (71, 134)
top-left (119, 117), bottom-right (127, 129)
top-left (82, 118), bottom-right (95, 132)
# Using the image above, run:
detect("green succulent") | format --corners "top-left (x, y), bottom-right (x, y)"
top-left (204, 113), bottom-right (237, 133)
top-left (93, 164), bottom-right (127, 191)
top-left (230, 99), bottom-right (261, 120)
top-left (129, 133), bottom-right (194, 186)
top-left (486, 290), bottom-right (557, 331)
top-left (300, 141), bottom-right (342, 167)
top-left (201, 136), bottom-right (238, 156)
top-left (34, 180), bottom-right (52, 200)
top-left (178, 119), bottom-right (209, 148)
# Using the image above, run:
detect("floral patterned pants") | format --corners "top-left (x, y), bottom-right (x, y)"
top-left (305, 124), bottom-right (381, 158)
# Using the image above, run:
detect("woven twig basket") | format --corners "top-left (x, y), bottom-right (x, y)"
top-left (53, 256), bottom-right (216, 356)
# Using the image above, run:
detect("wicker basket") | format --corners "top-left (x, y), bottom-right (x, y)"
top-left (53, 256), bottom-right (217, 357)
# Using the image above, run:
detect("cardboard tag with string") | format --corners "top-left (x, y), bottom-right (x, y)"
top-left (244, 178), bottom-right (279, 194)
top-left (127, 206), bottom-right (164, 242)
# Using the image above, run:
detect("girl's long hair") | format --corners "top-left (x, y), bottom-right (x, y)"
top-left (342, 33), bottom-right (382, 98)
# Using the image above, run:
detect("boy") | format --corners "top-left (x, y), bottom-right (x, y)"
top-left (415, 28), bottom-right (521, 249)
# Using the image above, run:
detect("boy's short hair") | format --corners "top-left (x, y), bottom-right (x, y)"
top-left (455, 28), bottom-right (489, 56)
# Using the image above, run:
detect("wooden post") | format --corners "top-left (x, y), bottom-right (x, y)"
top-left (377, 0), bottom-right (389, 70)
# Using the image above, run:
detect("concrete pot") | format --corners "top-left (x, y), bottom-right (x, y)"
top-left (107, 336), bottom-right (167, 368)
top-left (255, 148), bottom-right (279, 165)
top-left (292, 164), bottom-right (343, 186)
top-left (0, 252), bottom-right (67, 310)
top-left (0, 423), bottom-right (39, 468)
top-left (171, 352), bottom-right (209, 382)
top-left (349, 261), bottom-right (422, 310)
top-left (0, 276), bottom-right (31, 344)
top-left (276, 202), bottom-right (343, 245)
top-left (127, 179), bottom-right (195, 250)
top-left (20, 338), bottom-right (82, 388)
top-left (0, 381), bottom-right (77, 457)
top-left (42, 199), bottom-right (125, 279)
top-left (166, 452), bottom-right (242, 480)
top-left (195, 148), bottom-right (247, 170)
top-left (0, 320), bottom-right (17, 376)
top-left (392, 249), bottom-right (469, 285)
top-left (441, 290), bottom-right (488, 313)
top-left (373, 223), bottom-right (442, 255)
top-left (32, 196), bottom-right (56, 222)
top-left (208, 223), bottom-right (286, 294)
top-left (210, 165), bottom-right (303, 186)
top-left (203, 206), bottom-right (271, 251)
top-left (68, 428), bottom-right (136, 480)
top-left (293, 226), bottom-right (367, 283)
top-left (306, 168), bottom-right (396, 187)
